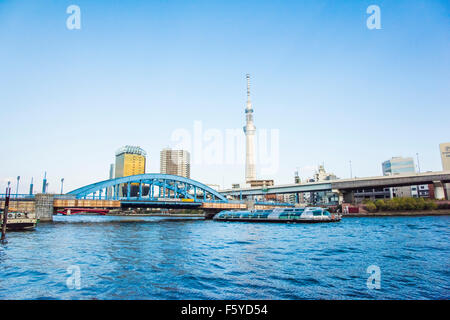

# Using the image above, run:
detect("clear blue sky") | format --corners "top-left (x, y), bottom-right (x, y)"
top-left (0, 0), bottom-right (449, 193)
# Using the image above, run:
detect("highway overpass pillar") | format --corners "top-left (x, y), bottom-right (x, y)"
top-left (446, 183), bottom-right (450, 200)
top-left (35, 194), bottom-right (54, 222)
top-left (332, 189), bottom-right (354, 204)
top-left (332, 189), bottom-right (344, 205)
top-left (433, 181), bottom-right (445, 200)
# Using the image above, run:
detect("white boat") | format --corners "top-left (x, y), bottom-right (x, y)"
top-left (213, 207), bottom-right (341, 223)
top-left (0, 212), bottom-right (38, 230)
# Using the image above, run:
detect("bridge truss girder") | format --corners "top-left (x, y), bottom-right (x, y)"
top-left (67, 174), bottom-right (227, 202)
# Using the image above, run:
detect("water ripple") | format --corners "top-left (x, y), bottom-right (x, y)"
top-left (0, 215), bottom-right (448, 299)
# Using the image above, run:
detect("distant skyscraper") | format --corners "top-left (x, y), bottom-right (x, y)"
top-left (314, 165), bottom-right (338, 181)
top-left (109, 163), bottom-right (115, 179)
top-left (115, 146), bottom-right (147, 197)
top-left (440, 143), bottom-right (450, 171)
top-left (382, 157), bottom-right (417, 199)
top-left (440, 143), bottom-right (450, 200)
top-left (382, 157), bottom-right (415, 176)
top-left (115, 146), bottom-right (147, 178)
top-left (107, 163), bottom-right (114, 198)
top-left (160, 148), bottom-right (190, 178)
top-left (243, 74), bottom-right (256, 183)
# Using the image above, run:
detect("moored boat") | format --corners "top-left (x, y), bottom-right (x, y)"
top-left (0, 211), bottom-right (38, 230)
top-left (213, 207), bottom-right (341, 223)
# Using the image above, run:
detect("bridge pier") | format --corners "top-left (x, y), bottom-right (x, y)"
top-left (246, 199), bottom-right (255, 210)
top-left (433, 181), bottom-right (445, 200)
top-left (332, 189), bottom-right (344, 205)
top-left (204, 210), bottom-right (220, 219)
top-left (35, 194), bottom-right (54, 222)
top-left (332, 189), bottom-right (354, 205)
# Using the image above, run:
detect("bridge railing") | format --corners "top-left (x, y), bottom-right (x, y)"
top-left (77, 196), bottom-right (239, 204)
top-left (0, 194), bottom-right (35, 200)
top-left (0, 194), bottom-right (244, 204)
top-left (254, 201), bottom-right (295, 207)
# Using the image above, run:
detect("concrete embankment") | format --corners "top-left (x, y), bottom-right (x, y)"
top-left (343, 210), bottom-right (450, 217)
top-left (107, 213), bottom-right (205, 217)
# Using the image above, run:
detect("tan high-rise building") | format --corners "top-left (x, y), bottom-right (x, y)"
top-left (440, 143), bottom-right (450, 200)
top-left (440, 143), bottom-right (450, 171)
top-left (160, 148), bottom-right (190, 178)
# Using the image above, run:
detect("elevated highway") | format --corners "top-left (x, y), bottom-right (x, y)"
top-left (220, 171), bottom-right (450, 202)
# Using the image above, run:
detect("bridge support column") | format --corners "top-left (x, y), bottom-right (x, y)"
top-left (446, 183), bottom-right (450, 200)
top-left (332, 189), bottom-right (344, 205)
top-left (433, 181), bottom-right (445, 200)
top-left (35, 194), bottom-right (54, 222)
top-left (163, 180), bottom-right (167, 198)
top-left (344, 192), bottom-right (355, 204)
top-left (246, 199), bottom-right (255, 210)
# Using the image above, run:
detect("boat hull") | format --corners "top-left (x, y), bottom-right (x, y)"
top-left (5, 222), bottom-right (37, 231)
top-left (213, 207), bottom-right (341, 224)
top-left (2, 219), bottom-right (37, 231)
top-left (214, 217), bottom-right (341, 223)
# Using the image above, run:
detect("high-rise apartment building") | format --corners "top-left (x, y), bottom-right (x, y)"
top-left (382, 157), bottom-right (415, 176)
top-left (160, 148), bottom-right (190, 178)
top-left (381, 157), bottom-right (427, 199)
top-left (107, 163), bottom-right (114, 198)
top-left (440, 143), bottom-right (450, 200)
top-left (440, 143), bottom-right (450, 171)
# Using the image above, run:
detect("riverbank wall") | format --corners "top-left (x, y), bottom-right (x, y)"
top-left (107, 213), bottom-right (204, 217)
top-left (343, 209), bottom-right (450, 217)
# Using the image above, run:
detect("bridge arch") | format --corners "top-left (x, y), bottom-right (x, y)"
top-left (67, 174), bottom-right (227, 202)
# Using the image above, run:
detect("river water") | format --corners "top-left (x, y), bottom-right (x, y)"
top-left (0, 215), bottom-right (448, 299)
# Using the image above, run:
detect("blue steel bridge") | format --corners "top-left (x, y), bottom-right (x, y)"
top-left (1, 174), bottom-right (294, 213)
top-left (66, 173), bottom-right (229, 208)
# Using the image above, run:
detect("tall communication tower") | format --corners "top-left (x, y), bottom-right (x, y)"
top-left (244, 74), bottom-right (256, 183)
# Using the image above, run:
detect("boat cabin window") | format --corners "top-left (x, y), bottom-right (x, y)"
top-left (313, 209), bottom-right (323, 216)
top-left (313, 212), bottom-right (322, 216)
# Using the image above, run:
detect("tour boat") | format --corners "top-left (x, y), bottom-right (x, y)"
top-left (213, 207), bottom-right (341, 223)
top-left (0, 212), bottom-right (38, 230)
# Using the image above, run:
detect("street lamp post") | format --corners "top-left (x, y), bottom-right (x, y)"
top-left (29, 177), bottom-right (34, 195)
top-left (60, 178), bottom-right (64, 195)
top-left (416, 153), bottom-right (421, 173)
top-left (16, 176), bottom-right (20, 199)
top-left (349, 161), bottom-right (353, 179)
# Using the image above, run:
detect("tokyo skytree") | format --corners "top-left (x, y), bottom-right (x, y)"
top-left (243, 74), bottom-right (256, 183)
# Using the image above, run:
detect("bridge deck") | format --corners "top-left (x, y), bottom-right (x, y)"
top-left (220, 171), bottom-right (450, 196)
